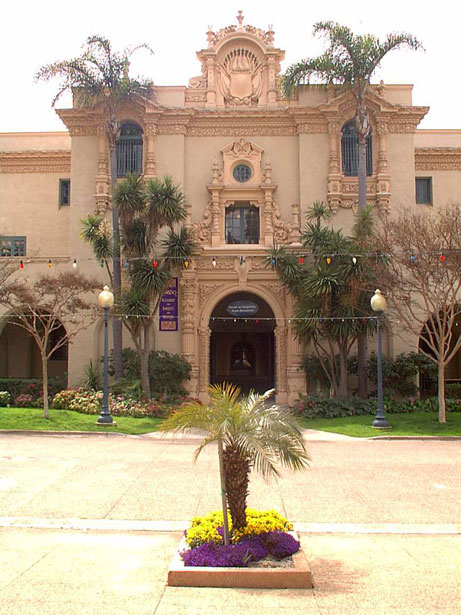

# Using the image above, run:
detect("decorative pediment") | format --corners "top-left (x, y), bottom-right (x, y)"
top-left (186, 11), bottom-right (284, 108)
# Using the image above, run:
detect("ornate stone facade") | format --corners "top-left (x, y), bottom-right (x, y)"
top-left (1, 12), bottom-right (460, 403)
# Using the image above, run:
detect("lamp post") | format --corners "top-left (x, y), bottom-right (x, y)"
top-left (97, 285), bottom-right (114, 425)
top-left (370, 289), bottom-right (389, 429)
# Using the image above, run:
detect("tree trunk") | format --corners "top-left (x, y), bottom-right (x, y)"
top-left (437, 360), bottom-right (447, 423)
top-left (357, 134), bottom-right (368, 210)
top-left (139, 323), bottom-right (151, 400)
top-left (41, 352), bottom-right (49, 419)
top-left (337, 344), bottom-right (349, 399)
top-left (357, 334), bottom-right (368, 398)
top-left (356, 104), bottom-right (370, 398)
top-left (217, 437), bottom-right (230, 545)
top-left (109, 142), bottom-right (124, 380)
top-left (223, 446), bottom-right (251, 531)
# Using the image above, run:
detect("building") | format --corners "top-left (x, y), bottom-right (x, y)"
top-left (1, 14), bottom-right (460, 404)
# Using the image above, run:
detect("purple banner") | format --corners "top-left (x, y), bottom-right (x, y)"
top-left (159, 277), bottom-right (178, 331)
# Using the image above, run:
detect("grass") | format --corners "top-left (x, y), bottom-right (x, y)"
top-left (0, 407), bottom-right (162, 435)
top-left (297, 411), bottom-right (461, 437)
top-left (2, 407), bottom-right (460, 438)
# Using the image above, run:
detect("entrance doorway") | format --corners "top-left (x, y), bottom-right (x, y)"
top-left (209, 292), bottom-right (275, 394)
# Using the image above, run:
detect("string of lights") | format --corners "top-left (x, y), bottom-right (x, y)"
top-left (3, 248), bottom-right (461, 271)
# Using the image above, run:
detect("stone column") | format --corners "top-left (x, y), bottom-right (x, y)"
top-left (94, 126), bottom-right (110, 215)
top-left (327, 119), bottom-right (342, 214)
top-left (287, 319), bottom-right (306, 405)
top-left (274, 324), bottom-right (288, 404)
top-left (198, 326), bottom-right (211, 398)
top-left (180, 273), bottom-right (199, 395)
top-left (376, 120), bottom-right (391, 212)
top-left (144, 123), bottom-right (157, 179)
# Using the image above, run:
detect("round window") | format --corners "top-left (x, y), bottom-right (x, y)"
top-left (233, 164), bottom-right (252, 183)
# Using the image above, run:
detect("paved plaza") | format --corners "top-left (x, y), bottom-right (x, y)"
top-left (0, 431), bottom-right (459, 614)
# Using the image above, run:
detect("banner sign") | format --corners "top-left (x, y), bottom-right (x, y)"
top-left (226, 300), bottom-right (259, 317)
top-left (159, 277), bottom-right (178, 331)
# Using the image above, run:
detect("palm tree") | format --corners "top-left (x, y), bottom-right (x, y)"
top-left (36, 35), bottom-right (155, 380)
top-left (160, 383), bottom-right (310, 539)
top-left (281, 22), bottom-right (422, 398)
top-left (269, 203), bottom-right (376, 398)
top-left (82, 173), bottom-right (195, 399)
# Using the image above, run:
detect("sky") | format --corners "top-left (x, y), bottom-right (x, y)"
top-left (1, 0), bottom-right (459, 132)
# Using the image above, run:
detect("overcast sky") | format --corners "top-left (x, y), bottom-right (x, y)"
top-left (1, 0), bottom-right (458, 132)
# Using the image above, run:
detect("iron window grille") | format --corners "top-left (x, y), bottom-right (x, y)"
top-left (225, 204), bottom-right (260, 244)
top-left (341, 121), bottom-right (372, 176)
top-left (0, 236), bottom-right (26, 257)
top-left (59, 179), bottom-right (70, 206)
top-left (416, 177), bottom-right (432, 205)
top-left (233, 164), bottom-right (252, 182)
top-left (116, 122), bottom-right (143, 177)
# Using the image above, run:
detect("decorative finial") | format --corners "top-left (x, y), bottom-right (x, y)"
top-left (207, 25), bottom-right (214, 45)
top-left (237, 10), bottom-right (244, 28)
top-left (267, 24), bottom-right (275, 46)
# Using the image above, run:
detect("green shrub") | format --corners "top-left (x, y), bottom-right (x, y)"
top-left (106, 348), bottom-right (191, 399)
top-left (446, 382), bottom-right (461, 399)
top-left (0, 391), bottom-right (10, 406)
top-left (148, 351), bottom-right (191, 398)
top-left (367, 352), bottom-right (437, 397)
top-left (296, 395), bottom-right (376, 418)
top-left (110, 377), bottom-right (143, 401)
top-left (82, 360), bottom-right (100, 391)
top-left (296, 394), bottom-right (460, 418)
top-left (0, 376), bottom-right (66, 401)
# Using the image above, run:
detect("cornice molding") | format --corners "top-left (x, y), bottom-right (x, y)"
top-left (0, 151), bottom-right (71, 174)
top-left (415, 147), bottom-right (461, 170)
top-left (54, 100), bottom-right (430, 138)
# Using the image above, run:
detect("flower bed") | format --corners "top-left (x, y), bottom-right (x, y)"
top-left (51, 388), bottom-right (181, 418)
top-left (168, 509), bottom-right (313, 588)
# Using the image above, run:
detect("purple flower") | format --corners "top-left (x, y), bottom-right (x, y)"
top-left (181, 531), bottom-right (300, 567)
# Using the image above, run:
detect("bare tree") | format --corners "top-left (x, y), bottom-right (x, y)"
top-left (374, 205), bottom-right (461, 422)
top-left (0, 271), bottom-right (100, 418)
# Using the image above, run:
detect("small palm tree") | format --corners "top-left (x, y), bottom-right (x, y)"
top-left (160, 383), bottom-right (310, 539)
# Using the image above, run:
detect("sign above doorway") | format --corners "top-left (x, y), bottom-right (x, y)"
top-left (226, 300), bottom-right (259, 317)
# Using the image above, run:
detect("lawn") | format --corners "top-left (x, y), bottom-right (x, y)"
top-left (297, 411), bottom-right (461, 437)
top-left (2, 407), bottom-right (460, 438)
top-left (0, 407), bottom-right (162, 435)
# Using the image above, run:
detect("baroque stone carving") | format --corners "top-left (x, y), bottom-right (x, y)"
top-left (0, 151), bottom-right (71, 174)
top-left (199, 283), bottom-right (225, 307)
top-left (190, 200), bottom-right (213, 245)
top-left (415, 148), bottom-right (461, 170)
top-left (217, 48), bottom-right (265, 106)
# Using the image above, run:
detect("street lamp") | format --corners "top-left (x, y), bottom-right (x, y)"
top-left (97, 285), bottom-right (114, 425)
top-left (370, 289), bottom-right (389, 428)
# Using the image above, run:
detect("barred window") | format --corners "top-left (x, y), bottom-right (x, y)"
top-left (341, 121), bottom-right (372, 176)
top-left (59, 179), bottom-right (70, 206)
top-left (0, 236), bottom-right (26, 257)
top-left (225, 203), bottom-right (259, 244)
top-left (116, 122), bottom-right (143, 177)
top-left (416, 178), bottom-right (432, 205)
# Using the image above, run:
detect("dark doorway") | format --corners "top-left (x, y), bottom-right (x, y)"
top-left (209, 292), bottom-right (275, 394)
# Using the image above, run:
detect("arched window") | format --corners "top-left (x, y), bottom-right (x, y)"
top-left (116, 122), bottom-right (143, 177)
top-left (341, 121), bottom-right (372, 177)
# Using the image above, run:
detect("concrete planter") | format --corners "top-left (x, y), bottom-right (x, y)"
top-left (168, 534), bottom-right (314, 589)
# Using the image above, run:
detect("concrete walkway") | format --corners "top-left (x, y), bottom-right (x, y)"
top-left (0, 432), bottom-right (459, 614)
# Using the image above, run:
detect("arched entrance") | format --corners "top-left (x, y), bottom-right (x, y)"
top-left (0, 315), bottom-right (68, 381)
top-left (209, 291), bottom-right (275, 394)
